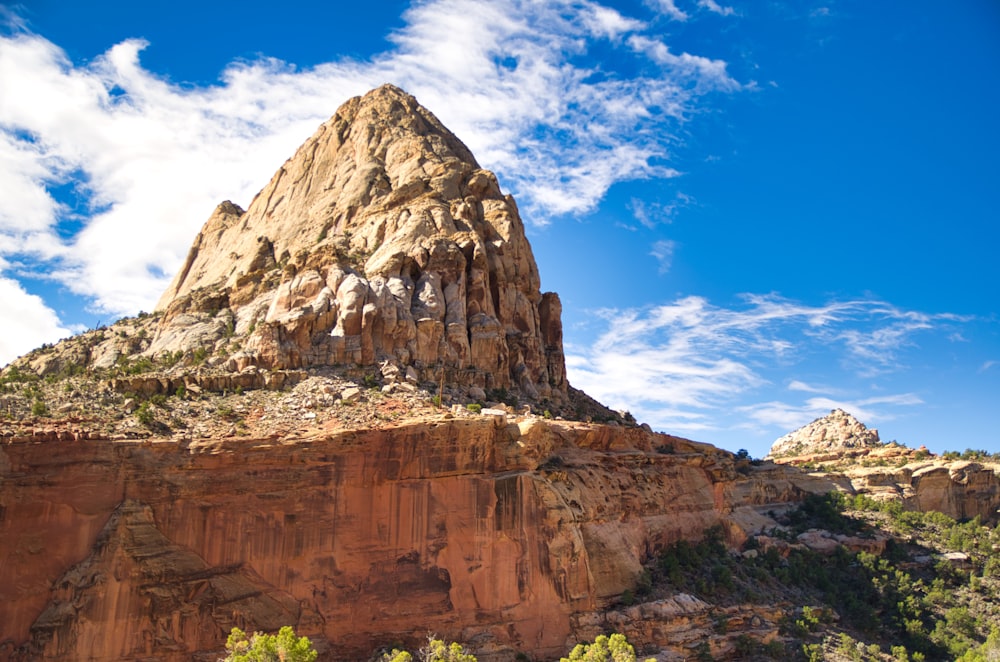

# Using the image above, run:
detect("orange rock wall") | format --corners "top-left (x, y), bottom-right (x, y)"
top-left (1, 420), bottom-right (820, 661)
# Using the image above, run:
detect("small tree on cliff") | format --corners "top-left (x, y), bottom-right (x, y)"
top-left (380, 637), bottom-right (477, 662)
top-left (223, 626), bottom-right (317, 662)
top-left (560, 634), bottom-right (655, 662)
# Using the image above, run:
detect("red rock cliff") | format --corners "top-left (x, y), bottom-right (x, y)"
top-left (0, 417), bottom-right (830, 661)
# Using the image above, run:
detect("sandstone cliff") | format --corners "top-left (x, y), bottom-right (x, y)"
top-left (0, 85), bottom-right (834, 662)
top-left (768, 409), bottom-right (1000, 524)
top-left (0, 406), bottom-right (833, 661)
top-left (6, 86), bottom-right (991, 662)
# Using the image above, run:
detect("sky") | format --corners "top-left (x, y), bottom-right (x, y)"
top-left (0, 0), bottom-right (997, 458)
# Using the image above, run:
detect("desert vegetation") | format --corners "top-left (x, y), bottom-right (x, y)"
top-left (634, 492), bottom-right (1000, 660)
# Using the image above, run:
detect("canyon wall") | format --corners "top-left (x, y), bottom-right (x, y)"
top-left (1, 417), bottom-right (830, 661)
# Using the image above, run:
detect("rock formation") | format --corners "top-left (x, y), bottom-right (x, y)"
top-left (1, 85), bottom-right (833, 662)
top-left (768, 409), bottom-right (1000, 524)
top-left (0, 407), bottom-right (834, 661)
top-left (152, 84), bottom-right (565, 401)
top-left (767, 408), bottom-right (881, 458)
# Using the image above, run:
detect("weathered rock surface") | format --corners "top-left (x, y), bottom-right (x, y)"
top-left (768, 409), bottom-right (1000, 524)
top-left (768, 408), bottom-right (881, 458)
top-left (8, 85), bottom-right (987, 662)
top-left (843, 460), bottom-right (1000, 522)
top-left (148, 84), bottom-right (565, 401)
top-left (0, 418), bottom-right (832, 661)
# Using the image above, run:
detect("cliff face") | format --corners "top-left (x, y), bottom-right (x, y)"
top-left (768, 409), bottom-right (1000, 524)
top-left (150, 84), bottom-right (565, 400)
top-left (842, 461), bottom-right (1000, 522)
top-left (0, 417), bottom-right (830, 661)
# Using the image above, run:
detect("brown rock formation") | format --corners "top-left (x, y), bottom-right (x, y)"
top-left (767, 408), bottom-right (881, 458)
top-left (0, 87), bottom-right (900, 662)
top-left (844, 460), bottom-right (1000, 522)
top-left (768, 409), bottom-right (1000, 524)
top-left (151, 84), bottom-right (565, 400)
top-left (0, 418), bottom-right (831, 661)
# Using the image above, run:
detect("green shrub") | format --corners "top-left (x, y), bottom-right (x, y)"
top-left (31, 398), bottom-right (48, 417)
top-left (379, 637), bottom-right (475, 662)
top-left (224, 626), bottom-right (317, 662)
top-left (560, 634), bottom-right (654, 662)
top-left (135, 401), bottom-right (155, 427)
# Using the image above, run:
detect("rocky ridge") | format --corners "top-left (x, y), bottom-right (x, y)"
top-left (768, 409), bottom-right (1000, 524)
top-left (767, 408), bottom-right (881, 459)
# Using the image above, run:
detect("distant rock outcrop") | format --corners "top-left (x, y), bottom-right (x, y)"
top-left (768, 409), bottom-right (1000, 524)
top-left (152, 84), bottom-right (566, 401)
top-left (767, 408), bottom-right (881, 458)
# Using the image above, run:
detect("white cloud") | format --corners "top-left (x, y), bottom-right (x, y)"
top-left (627, 34), bottom-right (741, 91)
top-left (0, 277), bottom-right (73, 366)
top-left (566, 294), bottom-right (962, 434)
top-left (697, 0), bottom-right (736, 16)
top-left (651, 0), bottom-right (690, 21)
top-left (650, 239), bottom-right (676, 273)
top-left (787, 379), bottom-right (842, 394)
top-left (629, 192), bottom-right (693, 228)
top-left (0, 0), bottom-right (742, 327)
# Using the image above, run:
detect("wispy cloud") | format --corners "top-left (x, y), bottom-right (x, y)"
top-left (788, 379), bottom-right (833, 394)
top-left (650, 0), bottom-right (690, 22)
top-left (650, 239), bottom-right (677, 273)
top-left (629, 192), bottom-right (693, 228)
top-left (697, 0), bottom-right (737, 17)
top-left (566, 294), bottom-right (963, 433)
top-left (0, 0), bottom-right (742, 350)
top-left (627, 34), bottom-right (742, 91)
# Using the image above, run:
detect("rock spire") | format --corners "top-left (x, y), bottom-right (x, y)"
top-left (153, 85), bottom-right (566, 399)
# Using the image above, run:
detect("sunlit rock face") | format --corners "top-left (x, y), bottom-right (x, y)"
top-left (0, 418), bottom-right (833, 661)
top-left (768, 409), bottom-right (1000, 524)
top-left (153, 85), bottom-right (566, 402)
top-left (767, 408), bottom-right (881, 459)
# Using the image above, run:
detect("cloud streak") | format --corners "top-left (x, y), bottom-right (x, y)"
top-left (566, 294), bottom-right (964, 434)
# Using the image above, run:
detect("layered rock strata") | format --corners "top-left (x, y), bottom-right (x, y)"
top-left (0, 417), bottom-right (832, 661)
top-left (768, 409), bottom-right (1000, 523)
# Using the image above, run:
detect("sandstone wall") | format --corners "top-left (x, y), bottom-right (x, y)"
top-left (0, 420), bottom-right (828, 661)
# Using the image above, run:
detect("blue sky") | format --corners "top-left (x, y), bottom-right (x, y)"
top-left (1, 0), bottom-right (997, 458)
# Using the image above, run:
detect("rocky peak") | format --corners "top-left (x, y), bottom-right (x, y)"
top-left (148, 84), bottom-right (566, 400)
top-left (767, 408), bottom-right (881, 458)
